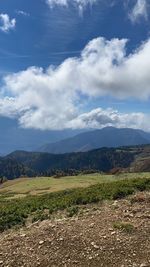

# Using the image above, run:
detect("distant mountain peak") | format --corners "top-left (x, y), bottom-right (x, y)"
top-left (38, 127), bottom-right (150, 154)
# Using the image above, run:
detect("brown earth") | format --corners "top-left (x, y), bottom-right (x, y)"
top-left (0, 192), bottom-right (150, 267)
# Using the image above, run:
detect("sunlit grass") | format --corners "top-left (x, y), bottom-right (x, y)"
top-left (0, 175), bottom-right (150, 232)
top-left (1, 172), bottom-right (149, 198)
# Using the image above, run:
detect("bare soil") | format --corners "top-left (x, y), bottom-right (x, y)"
top-left (0, 192), bottom-right (150, 267)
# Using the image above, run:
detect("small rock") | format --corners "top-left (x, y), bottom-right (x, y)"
top-left (20, 233), bottom-right (26, 237)
top-left (89, 223), bottom-right (95, 228)
top-left (112, 200), bottom-right (118, 206)
top-left (39, 240), bottom-right (44, 245)
top-left (91, 242), bottom-right (99, 249)
top-left (93, 245), bottom-right (99, 249)
top-left (111, 231), bottom-right (116, 235)
top-left (0, 261), bottom-right (3, 265)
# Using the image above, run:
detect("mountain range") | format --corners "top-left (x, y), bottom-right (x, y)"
top-left (39, 127), bottom-right (150, 154)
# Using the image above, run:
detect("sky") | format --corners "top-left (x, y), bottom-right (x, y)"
top-left (0, 0), bottom-right (150, 132)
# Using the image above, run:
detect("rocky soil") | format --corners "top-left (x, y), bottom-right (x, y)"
top-left (0, 192), bottom-right (150, 267)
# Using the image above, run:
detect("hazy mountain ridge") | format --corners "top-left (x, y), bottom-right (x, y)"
top-left (39, 127), bottom-right (150, 154)
top-left (1, 126), bottom-right (150, 180)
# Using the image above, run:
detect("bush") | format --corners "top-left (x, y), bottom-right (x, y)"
top-left (113, 222), bottom-right (134, 233)
top-left (67, 206), bottom-right (79, 217)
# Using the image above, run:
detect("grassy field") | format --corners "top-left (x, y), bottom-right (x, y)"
top-left (0, 175), bottom-right (150, 232)
top-left (0, 172), bottom-right (150, 199)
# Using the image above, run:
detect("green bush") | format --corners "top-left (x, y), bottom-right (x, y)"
top-left (32, 211), bottom-right (50, 223)
top-left (67, 206), bottom-right (79, 217)
top-left (113, 222), bottom-right (134, 233)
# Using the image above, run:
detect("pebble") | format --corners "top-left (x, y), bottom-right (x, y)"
top-left (20, 234), bottom-right (26, 237)
top-left (91, 242), bottom-right (99, 249)
top-left (39, 240), bottom-right (44, 245)
top-left (93, 245), bottom-right (99, 249)
top-left (111, 231), bottom-right (116, 235)
top-left (89, 223), bottom-right (95, 228)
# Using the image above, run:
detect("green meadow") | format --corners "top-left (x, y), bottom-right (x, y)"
top-left (0, 173), bottom-right (150, 232)
top-left (0, 172), bottom-right (150, 199)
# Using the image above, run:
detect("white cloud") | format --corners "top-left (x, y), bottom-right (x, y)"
top-left (129, 0), bottom-right (148, 23)
top-left (47, 0), bottom-right (68, 7)
top-left (1, 66), bottom-right (78, 130)
top-left (0, 36), bottom-right (150, 130)
top-left (16, 10), bottom-right (30, 17)
top-left (46, 0), bottom-right (97, 13)
top-left (67, 108), bottom-right (150, 131)
top-left (0, 14), bottom-right (16, 33)
top-left (47, 0), bottom-right (149, 21)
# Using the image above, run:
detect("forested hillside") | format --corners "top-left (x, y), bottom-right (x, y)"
top-left (0, 157), bottom-right (34, 180)
top-left (0, 145), bottom-right (149, 179)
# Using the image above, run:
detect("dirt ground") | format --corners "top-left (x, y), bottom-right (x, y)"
top-left (0, 192), bottom-right (150, 267)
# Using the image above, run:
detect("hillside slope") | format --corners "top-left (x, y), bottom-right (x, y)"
top-left (0, 191), bottom-right (149, 267)
top-left (6, 147), bottom-right (137, 176)
top-left (0, 157), bottom-right (34, 180)
top-left (4, 145), bottom-right (150, 179)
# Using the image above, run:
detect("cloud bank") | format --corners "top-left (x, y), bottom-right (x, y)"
top-left (0, 36), bottom-right (150, 130)
top-left (0, 14), bottom-right (16, 33)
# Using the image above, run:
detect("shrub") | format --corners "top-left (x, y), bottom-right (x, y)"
top-left (113, 222), bottom-right (134, 233)
top-left (67, 206), bottom-right (79, 217)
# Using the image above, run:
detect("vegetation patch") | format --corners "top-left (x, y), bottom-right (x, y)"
top-left (32, 211), bottom-right (50, 223)
top-left (67, 206), bottom-right (79, 217)
top-left (113, 222), bottom-right (135, 233)
top-left (0, 177), bottom-right (150, 232)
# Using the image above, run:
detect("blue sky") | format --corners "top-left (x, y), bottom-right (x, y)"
top-left (0, 0), bottom-right (150, 132)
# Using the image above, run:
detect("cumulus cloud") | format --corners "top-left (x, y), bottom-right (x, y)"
top-left (129, 0), bottom-right (148, 23)
top-left (68, 108), bottom-right (150, 131)
top-left (46, 0), bottom-right (97, 13)
top-left (0, 36), bottom-right (150, 130)
top-left (0, 14), bottom-right (16, 33)
top-left (1, 66), bottom-right (78, 130)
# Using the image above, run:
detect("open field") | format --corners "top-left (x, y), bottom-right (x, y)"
top-left (0, 172), bottom-right (150, 199)
top-left (0, 174), bottom-right (150, 232)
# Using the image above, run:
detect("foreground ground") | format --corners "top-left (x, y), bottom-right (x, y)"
top-left (0, 191), bottom-right (150, 267)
